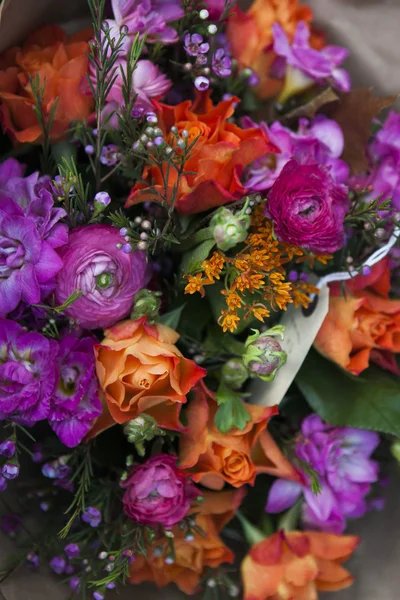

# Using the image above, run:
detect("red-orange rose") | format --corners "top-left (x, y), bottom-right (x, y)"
top-left (129, 487), bottom-right (245, 594)
top-left (242, 529), bottom-right (359, 600)
top-left (315, 258), bottom-right (400, 375)
top-left (92, 317), bottom-right (206, 434)
top-left (127, 92), bottom-right (276, 214)
top-left (0, 25), bottom-right (93, 144)
top-left (179, 382), bottom-right (301, 489)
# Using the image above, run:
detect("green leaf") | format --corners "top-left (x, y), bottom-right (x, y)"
top-left (52, 141), bottom-right (77, 165)
top-left (206, 281), bottom-right (258, 334)
top-left (180, 238), bottom-right (216, 274)
top-left (159, 304), bottom-right (186, 330)
top-left (214, 396), bottom-right (251, 433)
top-left (297, 349), bottom-right (400, 436)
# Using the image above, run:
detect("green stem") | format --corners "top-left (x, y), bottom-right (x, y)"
top-left (236, 511), bottom-right (266, 545)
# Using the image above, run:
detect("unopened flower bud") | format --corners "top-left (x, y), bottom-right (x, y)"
top-left (131, 288), bottom-right (162, 322)
top-left (199, 8), bottom-right (209, 19)
top-left (221, 359), bottom-right (249, 389)
top-left (243, 326), bottom-right (287, 382)
top-left (123, 414), bottom-right (165, 456)
top-left (210, 206), bottom-right (250, 251)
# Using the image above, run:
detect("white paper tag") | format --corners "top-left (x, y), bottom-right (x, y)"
top-left (250, 284), bottom-right (330, 406)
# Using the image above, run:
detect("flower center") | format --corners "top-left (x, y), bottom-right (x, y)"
top-left (139, 378), bottom-right (151, 389)
top-left (96, 272), bottom-right (113, 289)
top-left (59, 365), bottom-right (79, 395)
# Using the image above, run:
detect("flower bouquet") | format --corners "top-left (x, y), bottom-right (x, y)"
top-left (0, 0), bottom-right (399, 599)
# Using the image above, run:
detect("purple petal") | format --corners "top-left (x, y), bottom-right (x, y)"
top-left (272, 23), bottom-right (291, 59)
top-left (304, 480), bottom-right (336, 522)
top-left (321, 45), bottom-right (350, 66)
top-left (35, 242), bottom-right (64, 283)
top-left (265, 479), bottom-right (303, 513)
top-left (331, 68), bottom-right (351, 92)
top-left (340, 428), bottom-right (380, 455)
top-left (301, 414), bottom-right (327, 436)
top-left (19, 265), bottom-right (40, 305)
top-left (50, 418), bottom-right (93, 448)
top-left (293, 21), bottom-right (311, 48)
top-left (309, 117), bottom-right (344, 158)
top-left (0, 272), bottom-right (22, 316)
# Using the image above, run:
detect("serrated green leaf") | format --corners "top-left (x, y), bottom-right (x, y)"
top-left (180, 238), bottom-right (216, 274)
top-left (297, 349), bottom-right (400, 436)
top-left (214, 396), bottom-right (251, 433)
top-left (159, 304), bottom-right (186, 330)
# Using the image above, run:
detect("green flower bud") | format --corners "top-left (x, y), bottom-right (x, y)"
top-left (210, 205), bottom-right (250, 252)
top-left (243, 325), bottom-right (287, 382)
top-left (131, 289), bottom-right (162, 322)
top-left (391, 440), bottom-right (400, 463)
top-left (123, 414), bottom-right (165, 456)
top-left (221, 358), bottom-right (249, 389)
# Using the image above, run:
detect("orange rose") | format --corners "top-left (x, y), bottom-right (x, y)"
top-left (129, 487), bottom-right (245, 594)
top-left (179, 383), bottom-right (301, 489)
top-left (126, 92), bottom-right (276, 214)
top-left (0, 25), bottom-right (93, 144)
top-left (93, 317), bottom-right (206, 433)
top-left (315, 258), bottom-right (400, 375)
top-left (226, 0), bottom-right (324, 99)
top-left (241, 530), bottom-right (359, 600)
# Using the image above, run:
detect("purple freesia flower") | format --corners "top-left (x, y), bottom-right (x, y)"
top-left (55, 224), bottom-right (148, 329)
top-left (266, 415), bottom-right (380, 534)
top-left (106, 0), bottom-right (183, 49)
top-left (184, 34), bottom-right (209, 57)
top-left (351, 111), bottom-right (400, 211)
top-left (0, 319), bottom-right (58, 425)
top-left (49, 556), bottom-right (67, 575)
top-left (48, 333), bottom-right (102, 448)
top-left (272, 21), bottom-right (350, 103)
top-left (243, 115), bottom-right (349, 192)
top-left (0, 440), bottom-right (16, 458)
top-left (82, 507), bottom-right (102, 527)
top-left (0, 159), bottom-right (67, 315)
top-left (212, 48), bottom-right (232, 78)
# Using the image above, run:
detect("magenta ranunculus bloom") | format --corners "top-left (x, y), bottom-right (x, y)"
top-left (0, 159), bottom-right (67, 316)
top-left (243, 115), bottom-right (349, 192)
top-left (266, 415), bottom-right (380, 534)
top-left (49, 333), bottom-right (102, 448)
top-left (122, 454), bottom-right (199, 528)
top-left (0, 319), bottom-right (58, 424)
top-left (55, 224), bottom-right (148, 329)
top-left (266, 159), bottom-right (349, 254)
top-left (273, 21), bottom-right (351, 95)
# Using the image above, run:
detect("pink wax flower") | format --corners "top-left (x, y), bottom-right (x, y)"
top-left (122, 454), bottom-right (199, 528)
top-left (266, 159), bottom-right (349, 254)
top-left (55, 224), bottom-right (148, 330)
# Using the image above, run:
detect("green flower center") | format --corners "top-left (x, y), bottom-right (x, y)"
top-left (96, 272), bottom-right (113, 289)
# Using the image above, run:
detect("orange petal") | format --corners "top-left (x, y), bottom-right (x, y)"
top-left (252, 430), bottom-right (302, 482)
top-left (307, 532), bottom-right (360, 561)
top-left (242, 555), bottom-right (283, 600)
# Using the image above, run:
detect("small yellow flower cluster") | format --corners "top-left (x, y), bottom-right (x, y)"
top-left (184, 207), bottom-right (328, 332)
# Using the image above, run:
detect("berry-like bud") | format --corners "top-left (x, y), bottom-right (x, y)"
top-left (243, 326), bottom-right (287, 382)
top-left (221, 359), bottom-right (249, 389)
top-left (131, 288), bottom-right (162, 322)
top-left (123, 414), bottom-right (165, 456)
top-left (210, 205), bottom-right (250, 251)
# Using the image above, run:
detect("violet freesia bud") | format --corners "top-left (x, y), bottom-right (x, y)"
top-left (94, 191), bottom-right (111, 207)
top-left (266, 160), bottom-right (349, 254)
top-left (69, 577), bottom-right (81, 592)
top-left (243, 326), bottom-right (287, 382)
top-left (2, 463), bottom-right (19, 480)
top-left (64, 543), bottom-right (80, 559)
top-left (194, 76), bottom-right (210, 91)
top-left (82, 507), bottom-right (102, 528)
top-left (122, 454), bottom-right (199, 528)
top-left (49, 556), bottom-right (67, 575)
top-left (0, 476), bottom-right (7, 492)
top-left (55, 225), bottom-right (148, 329)
top-left (0, 440), bottom-right (16, 458)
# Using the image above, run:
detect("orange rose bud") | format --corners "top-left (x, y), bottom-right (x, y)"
top-left (0, 25), bottom-right (93, 144)
top-left (241, 530), bottom-right (359, 600)
top-left (226, 0), bottom-right (324, 99)
top-left (129, 487), bottom-right (246, 595)
top-left (126, 92), bottom-right (276, 214)
top-left (179, 382), bottom-right (299, 490)
top-left (93, 317), bottom-right (206, 434)
top-left (315, 258), bottom-right (400, 375)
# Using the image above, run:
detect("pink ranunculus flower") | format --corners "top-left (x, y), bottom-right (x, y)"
top-left (100, 59), bottom-right (171, 124)
top-left (55, 224), bottom-right (148, 330)
top-left (266, 159), bottom-right (349, 254)
top-left (122, 454), bottom-right (199, 528)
